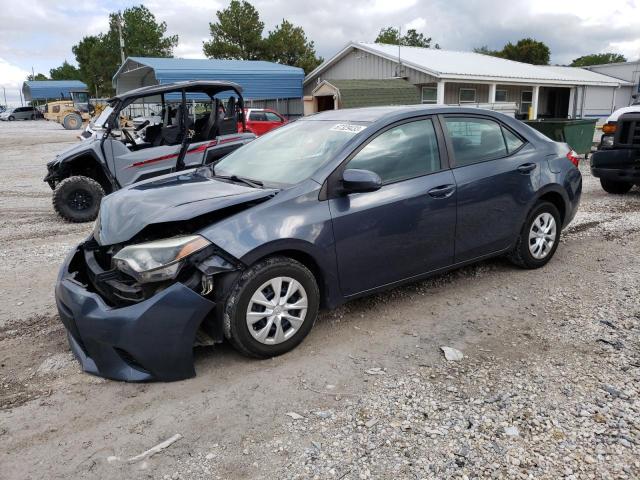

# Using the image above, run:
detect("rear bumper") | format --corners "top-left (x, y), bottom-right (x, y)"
top-left (55, 247), bottom-right (215, 382)
top-left (590, 149), bottom-right (640, 183)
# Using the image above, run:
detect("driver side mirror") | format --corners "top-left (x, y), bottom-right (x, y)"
top-left (341, 169), bottom-right (382, 194)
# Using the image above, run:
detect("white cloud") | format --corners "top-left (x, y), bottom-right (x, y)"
top-left (0, 58), bottom-right (30, 106)
top-left (0, 0), bottom-right (638, 82)
top-left (405, 17), bottom-right (426, 32)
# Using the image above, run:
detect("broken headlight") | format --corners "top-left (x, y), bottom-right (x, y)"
top-left (113, 235), bottom-right (210, 283)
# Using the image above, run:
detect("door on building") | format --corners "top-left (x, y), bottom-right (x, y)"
top-left (316, 95), bottom-right (335, 112)
top-left (542, 87), bottom-right (570, 118)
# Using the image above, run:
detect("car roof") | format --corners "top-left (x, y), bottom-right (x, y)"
top-left (112, 80), bottom-right (243, 102)
top-left (305, 105), bottom-right (514, 123)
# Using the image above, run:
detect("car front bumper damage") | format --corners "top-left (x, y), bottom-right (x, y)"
top-left (55, 246), bottom-right (216, 382)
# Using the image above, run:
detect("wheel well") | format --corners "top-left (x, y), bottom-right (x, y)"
top-left (64, 156), bottom-right (113, 194)
top-left (257, 249), bottom-right (327, 308)
top-left (538, 191), bottom-right (566, 224)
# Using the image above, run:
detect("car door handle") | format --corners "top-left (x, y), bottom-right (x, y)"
top-left (517, 163), bottom-right (537, 174)
top-left (428, 184), bottom-right (456, 198)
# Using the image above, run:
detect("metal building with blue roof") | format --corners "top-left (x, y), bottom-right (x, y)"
top-left (112, 57), bottom-right (304, 115)
top-left (22, 80), bottom-right (88, 101)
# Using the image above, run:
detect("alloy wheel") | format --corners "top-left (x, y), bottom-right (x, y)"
top-left (528, 212), bottom-right (557, 260)
top-left (246, 276), bottom-right (308, 345)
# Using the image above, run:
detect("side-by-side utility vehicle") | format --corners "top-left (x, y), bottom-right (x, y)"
top-left (44, 81), bottom-right (256, 222)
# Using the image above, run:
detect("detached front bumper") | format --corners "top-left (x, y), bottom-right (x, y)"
top-left (55, 247), bottom-right (215, 382)
top-left (591, 149), bottom-right (640, 183)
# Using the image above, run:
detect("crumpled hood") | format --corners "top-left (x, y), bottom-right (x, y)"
top-left (95, 170), bottom-right (277, 245)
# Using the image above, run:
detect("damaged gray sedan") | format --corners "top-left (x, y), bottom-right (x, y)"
top-left (55, 106), bottom-right (581, 381)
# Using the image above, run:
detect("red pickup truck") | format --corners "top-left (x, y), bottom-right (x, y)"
top-left (243, 108), bottom-right (287, 136)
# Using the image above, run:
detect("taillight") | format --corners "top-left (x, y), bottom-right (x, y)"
top-left (566, 150), bottom-right (580, 167)
top-left (602, 122), bottom-right (617, 135)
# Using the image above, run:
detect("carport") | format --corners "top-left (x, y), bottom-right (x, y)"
top-left (22, 80), bottom-right (88, 102)
top-left (113, 57), bottom-right (304, 117)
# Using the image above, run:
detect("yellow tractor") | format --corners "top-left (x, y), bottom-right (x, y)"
top-left (43, 90), bottom-right (104, 130)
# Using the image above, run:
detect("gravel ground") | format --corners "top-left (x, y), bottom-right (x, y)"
top-left (0, 120), bottom-right (639, 479)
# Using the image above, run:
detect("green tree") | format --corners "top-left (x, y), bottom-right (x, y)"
top-left (473, 45), bottom-right (499, 56)
top-left (49, 61), bottom-right (83, 80)
top-left (375, 27), bottom-right (439, 48)
top-left (72, 35), bottom-right (112, 97)
top-left (203, 0), bottom-right (264, 60)
top-left (501, 38), bottom-right (550, 65)
top-left (375, 27), bottom-right (401, 45)
top-left (27, 73), bottom-right (48, 81)
top-left (72, 5), bottom-right (178, 97)
top-left (264, 20), bottom-right (323, 74)
top-left (475, 38), bottom-right (550, 65)
top-left (570, 53), bottom-right (626, 67)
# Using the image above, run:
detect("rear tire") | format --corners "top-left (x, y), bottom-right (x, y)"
top-left (509, 201), bottom-right (561, 269)
top-left (600, 178), bottom-right (633, 194)
top-left (52, 176), bottom-right (104, 223)
top-left (62, 113), bottom-right (83, 130)
top-left (224, 256), bottom-right (320, 358)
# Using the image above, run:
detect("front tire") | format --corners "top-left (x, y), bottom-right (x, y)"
top-left (8, 115), bottom-right (14, 121)
top-left (52, 176), bottom-right (104, 223)
top-left (600, 178), bottom-right (633, 194)
top-left (224, 256), bottom-right (320, 358)
top-left (509, 201), bottom-right (561, 269)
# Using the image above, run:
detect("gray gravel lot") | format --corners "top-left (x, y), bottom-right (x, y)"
top-left (0, 120), bottom-right (639, 479)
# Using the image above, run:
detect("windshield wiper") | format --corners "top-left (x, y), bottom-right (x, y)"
top-left (214, 174), bottom-right (263, 189)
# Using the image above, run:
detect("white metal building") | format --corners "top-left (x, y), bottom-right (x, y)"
top-left (586, 60), bottom-right (640, 111)
top-left (304, 42), bottom-right (632, 122)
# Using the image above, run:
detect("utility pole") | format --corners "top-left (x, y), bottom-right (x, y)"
top-left (117, 12), bottom-right (126, 65)
top-left (2, 86), bottom-right (6, 106)
top-left (19, 88), bottom-right (23, 106)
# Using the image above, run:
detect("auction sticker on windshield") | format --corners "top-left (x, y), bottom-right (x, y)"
top-left (329, 124), bottom-right (367, 134)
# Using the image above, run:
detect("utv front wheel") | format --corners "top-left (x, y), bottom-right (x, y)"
top-left (600, 178), bottom-right (633, 194)
top-left (224, 256), bottom-right (320, 358)
top-left (52, 176), bottom-right (104, 223)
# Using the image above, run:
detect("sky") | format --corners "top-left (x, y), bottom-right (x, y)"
top-left (1, 0), bottom-right (639, 105)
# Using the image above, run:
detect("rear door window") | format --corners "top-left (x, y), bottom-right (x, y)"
top-left (444, 117), bottom-right (508, 166)
top-left (502, 127), bottom-right (525, 153)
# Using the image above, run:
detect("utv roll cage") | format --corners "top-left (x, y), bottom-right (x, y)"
top-left (103, 81), bottom-right (247, 172)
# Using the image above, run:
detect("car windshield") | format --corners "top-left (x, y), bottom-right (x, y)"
top-left (213, 120), bottom-right (369, 186)
top-left (94, 106), bottom-right (114, 128)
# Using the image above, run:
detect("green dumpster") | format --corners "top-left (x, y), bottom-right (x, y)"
top-left (523, 119), bottom-right (597, 155)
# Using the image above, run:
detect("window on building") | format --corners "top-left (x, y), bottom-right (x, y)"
top-left (495, 89), bottom-right (508, 102)
top-left (421, 86), bottom-right (437, 104)
top-left (444, 117), bottom-right (508, 166)
top-left (459, 88), bottom-right (476, 103)
top-left (347, 119), bottom-right (441, 184)
top-left (520, 91), bottom-right (533, 115)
